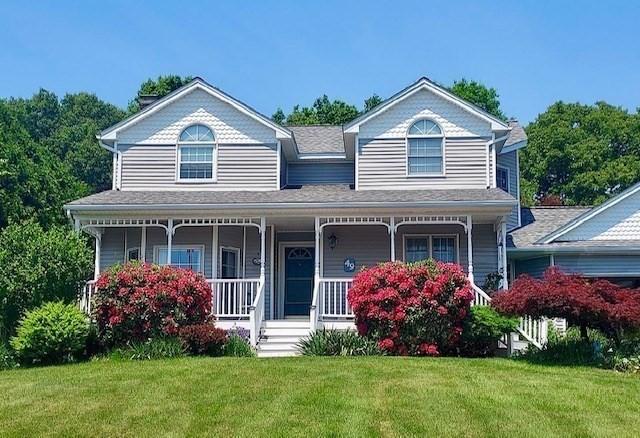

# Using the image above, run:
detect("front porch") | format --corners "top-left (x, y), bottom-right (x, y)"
top-left (78, 213), bottom-right (511, 348)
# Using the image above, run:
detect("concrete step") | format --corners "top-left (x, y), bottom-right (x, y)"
top-left (258, 342), bottom-right (299, 352)
top-left (257, 350), bottom-right (300, 358)
top-left (258, 336), bottom-right (304, 345)
top-left (261, 328), bottom-right (310, 338)
top-left (262, 319), bottom-right (310, 329)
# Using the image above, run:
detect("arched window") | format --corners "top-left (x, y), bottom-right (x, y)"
top-left (406, 119), bottom-right (444, 176)
top-left (177, 124), bottom-right (216, 181)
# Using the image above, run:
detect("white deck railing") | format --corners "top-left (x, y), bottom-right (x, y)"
top-left (80, 280), bottom-right (97, 314)
top-left (318, 278), bottom-right (354, 319)
top-left (249, 279), bottom-right (265, 346)
top-left (208, 279), bottom-right (260, 318)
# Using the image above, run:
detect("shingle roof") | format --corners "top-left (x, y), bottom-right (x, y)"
top-left (504, 120), bottom-right (527, 148)
top-left (289, 125), bottom-right (345, 154)
top-left (65, 185), bottom-right (516, 210)
top-left (509, 207), bottom-right (591, 248)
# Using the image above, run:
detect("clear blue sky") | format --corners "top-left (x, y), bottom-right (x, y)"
top-left (1, 1), bottom-right (638, 124)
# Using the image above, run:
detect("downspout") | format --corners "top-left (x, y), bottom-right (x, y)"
top-left (99, 140), bottom-right (121, 191)
top-left (485, 133), bottom-right (510, 188)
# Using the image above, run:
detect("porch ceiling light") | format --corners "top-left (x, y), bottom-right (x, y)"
top-left (328, 233), bottom-right (338, 250)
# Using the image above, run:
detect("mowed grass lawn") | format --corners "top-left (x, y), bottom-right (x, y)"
top-left (1, 357), bottom-right (639, 437)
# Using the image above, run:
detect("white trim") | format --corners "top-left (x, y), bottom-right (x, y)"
top-left (276, 140), bottom-right (282, 190)
top-left (278, 240), bottom-right (315, 319)
top-left (541, 181), bottom-right (640, 243)
top-left (405, 119), bottom-right (446, 178)
top-left (99, 79), bottom-right (291, 141)
top-left (401, 233), bottom-right (460, 264)
top-left (211, 225), bottom-right (218, 279)
top-left (269, 225), bottom-right (275, 318)
top-left (491, 142), bottom-right (497, 189)
top-left (241, 226), bottom-right (247, 278)
top-left (175, 125), bottom-right (217, 183)
top-left (219, 246), bottom-right (241, 279)
top-left (140, 226), bottom-right (146, 262)
top-left (354, 134), bottom-right (359, 191)
top-left (516, 149), bottom-right (522, 227)
top-left (496, 165), bottom-right (510, 193)
top-left (153, 244), bottom-right (206, 273)
top-left (501, 140), bottom-right (528, 154)
top-left (344, 78), bottom-right (510, 134)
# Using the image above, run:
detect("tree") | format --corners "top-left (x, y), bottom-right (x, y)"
top-left (521, 102), bottom-right (640, 206)
top-left (127, 75), bottom-right (194, 113)
top-left (449, 78), bottom-right (506, 121)
top-left (271, 108), bottom-right (286, 124)
top-left (363, 94), bottom-right (383, 112)
top-left (492, 267), bottom-right (640, 342)
top-left (282, 95), bottom-right (360, 125)
top-left (0, 222), bottom-right (93, 341)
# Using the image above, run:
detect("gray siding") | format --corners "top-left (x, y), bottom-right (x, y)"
top-left (555, 255), bottom-right (640, 276)
top-left (287, 162), bottom-right (354, 185)
top-left (515, 257), bottom-right (551, 279)
top-left (358, 137), bottom-right (488, 190)
top-left (118, 142), bottom-right (278, 190)
top-left (497, 150), bottom-right (520, 229)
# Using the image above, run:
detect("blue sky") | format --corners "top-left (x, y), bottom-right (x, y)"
top-left (1, 1), bottom-right (638, 124)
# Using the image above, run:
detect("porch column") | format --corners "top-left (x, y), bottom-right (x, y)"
top-left (211, 225), bottom-right (218, 279)
top-left (390, 217), bottom-right (396, 261)
top-left (94, 231), bottom-right (102, 280)
top-left (314, 217), bottom-right (321, 279)
top-left (501, 220), bottom-right (508, 289)
top-left (140, 226), bottom-right (147, 263)
top-left (259, 218), bottom-right (266, 281)
top-left (466, 215), bottom-right (474, 284)
top-left (167, 219), bottom-right (173, 265)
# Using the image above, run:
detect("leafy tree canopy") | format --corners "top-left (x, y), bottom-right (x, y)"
top-left (449, 78), bottom-right (506, 121)
top-left (128, 75), bottom-right (194, 113)
top-left (521, 101), bottom-right (640, 205)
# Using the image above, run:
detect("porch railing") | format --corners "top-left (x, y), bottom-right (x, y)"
top-left (318, 278), bottom-right (354, 319)
top-left (208, 279), bottom-right (260, 318)
top-left (249, 279), bottom-right (266, 347)
top-left (80, 280), bottom-right (97, 314)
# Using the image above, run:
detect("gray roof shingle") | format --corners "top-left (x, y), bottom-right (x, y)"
top-left (289, 125), bottom-right (345, 154)
top-left (504, 120), bottom-right (527, 147)
top-left (66, 185), bottom-right (516, 210)
top-left (509, 207), bottom-right (591, 248)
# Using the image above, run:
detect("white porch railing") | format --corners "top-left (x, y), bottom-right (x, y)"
top-left (208, 279), bottom-right (260, 318)
top-left (318, 278), bottom-right (354, 319)
top-left (248, 280), bottom-right (265, 347)
top-left (80, 280), bottom-right (97, 314)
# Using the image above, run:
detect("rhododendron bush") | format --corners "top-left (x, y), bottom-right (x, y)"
top-left (492, 267), bottom-right (640, 342)
top-left (94, 263), bottom-right (212, 345)
top-left (348, 260), bottom-right (473, 356)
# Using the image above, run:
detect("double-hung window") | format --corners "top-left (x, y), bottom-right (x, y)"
top-left (407, 119), bottom-right (444, 176)
top-left (404, 235), bottom-right (458, 264)
top-left (497, 166), bottom-right (509, 192)
top-left (155, 246), bottom-right (204, 273)
top-left (177, 124), bottom-right (215, 182)
top-left (220, 247), bottom-right (240, 279)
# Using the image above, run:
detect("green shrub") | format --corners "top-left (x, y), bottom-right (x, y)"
top-left (10, 302), bottom-right (90, 365)
top-left (0, 343), bottom-right (16, 370)
top-left (298, 329), bottom-right (383, 356)
top-left (0, 222), bottom-right (93, 341)
top-left (110, 337), bottom-right (186, 361)
top-left (460, 306), bottom-right (520, 357)
top-left (224, 334), bottom-right (255, 357)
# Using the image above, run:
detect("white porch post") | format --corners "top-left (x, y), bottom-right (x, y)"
top-left (314, 217), bottom-right (321, 279)
top-left (94, 231), bottom-right (102, 280)
top-left (466, 215), bottom-right (474, 284)
top-left (211, 225), bottom-right (218, 279)
top-left (140, 226), bottom-right (147, 262)
top-left (501, 220), bottom-right (508, 290)
top-left (390, 217), bottom-right (396, 261)
top-left (259, 218), bottom-right (266, 281)
top-left (167, 219), bottom-right (173, 265)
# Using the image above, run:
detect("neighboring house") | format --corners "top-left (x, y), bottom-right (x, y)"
top-left (508, 182), bottom-right (640, 288)
top-left (65, 77), bottom-right (536, 356)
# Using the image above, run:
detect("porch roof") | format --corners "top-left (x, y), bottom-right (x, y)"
top-left (65, 185), bottom-right (516, 212)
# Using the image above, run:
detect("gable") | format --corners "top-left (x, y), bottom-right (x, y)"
top-left (559, 189), bottom-right (640, 241)
top-left (117, 88), bottom-right (277, 144)
top-left (358, 88), bottom-right (493, 139)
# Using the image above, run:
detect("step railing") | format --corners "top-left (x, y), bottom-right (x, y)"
top-left (318, 278), bottom-right (354, 319)
top-left (309, 277), bottom-right (320, 331)
top-left (471, 283), bottom-right (547, 349)
top-left (79, 280), bottom-right (97, 314)
top-left (249, 279), bottom-right (266, 347)
top-left (208, 279), bottom-right (260, 318)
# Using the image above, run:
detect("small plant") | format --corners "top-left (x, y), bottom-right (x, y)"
top-left (298, 329), bottom-right (383, 356)
top-left (482, 272), bottom-right (503, 294)
top-left (224, 334), bottom-right (255, 357)
top-left (0, 343), bottom-right (16, 370)
top-left (459, 306), bottom-right (519, 357)
top-left (110, 337), bottom-right (186, 361)
top-left (10, 302), bottom-right (90, 366)
top-left (178, 323), bottom-right (227, 356)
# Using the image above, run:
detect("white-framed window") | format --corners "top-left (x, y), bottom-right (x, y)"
top-left (220, 247), bottom-right (240, 279)
top-left (497, 166), bottom-right (510, 192)
top-left (403, 234), bottom-right (459, 264)
top-left (406, 119), bottom-right (445, 176)
top-left (154, 245), bottom-right (204, 273)
top-left (176, 124), bottom-right (216, 182)
top-left (127, 247), bottom-right (141, 262)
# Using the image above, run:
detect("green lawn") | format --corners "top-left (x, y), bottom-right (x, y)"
top-left (1, 357), bottom-right (639, 437)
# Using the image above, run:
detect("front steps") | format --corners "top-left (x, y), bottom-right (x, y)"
top-left (256, 320), bottom-right (311, 357)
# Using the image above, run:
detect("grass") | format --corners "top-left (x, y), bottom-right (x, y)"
top-left (1, 357), bottom-right (639, 437)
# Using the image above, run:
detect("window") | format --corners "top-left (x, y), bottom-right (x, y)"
top-left (177, 124), bottom-right (215, 181)
top-left (407, 119), bottom-right (444, 176)
top-left (154, 246), bottom-right (203, 272)
top-left (127, 247), bottom-right (140, 262)
top-left (220, 247), bottom-right (240, 279)
top-left (404, 235), bottom-right (459, 264)
top-left (497, 166), bottom-right (509, 192)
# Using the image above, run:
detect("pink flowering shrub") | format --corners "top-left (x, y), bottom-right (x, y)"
top-left (94, 263), bottom-right (211, 346)
top-left (348, 260), bottom-right (473, 356)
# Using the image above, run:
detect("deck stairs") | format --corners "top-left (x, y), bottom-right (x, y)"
top-left (256, 319), bottom-right (310, 358)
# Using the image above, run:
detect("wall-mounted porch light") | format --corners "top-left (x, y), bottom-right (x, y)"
top-left (328, 233), bottom-right (338, 250)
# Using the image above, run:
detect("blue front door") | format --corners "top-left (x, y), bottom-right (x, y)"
top-left (284, 247), bottom-right (315, 316)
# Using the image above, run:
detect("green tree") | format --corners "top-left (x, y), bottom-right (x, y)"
top-left (271, 108), bottom-right (285, 124)
top-left (449, 78), bottom-right (506, 121)
top-left (0, 222), bottom-right (93, 341)
top-left (521, 102), bottom-right (640, 205)
top-left (128, 74), bottom-right (194, 113)
top-left (363, 94), bottom-right (383, 112)
top-left (282, 95), bottom-right (360, 125)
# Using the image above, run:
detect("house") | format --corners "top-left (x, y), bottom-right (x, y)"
top-left (508, 181), bottom-right (640, 287)
top-left (65, 77), bottom-right (542, 356)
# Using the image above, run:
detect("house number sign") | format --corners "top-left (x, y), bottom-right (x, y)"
top-left (343, 257), bottom-right (356, 272)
